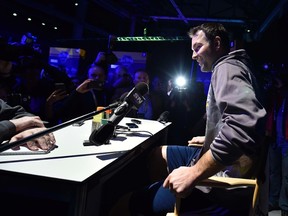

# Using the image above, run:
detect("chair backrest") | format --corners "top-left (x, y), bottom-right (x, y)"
top-left (251, 137), bottom-right (270, 215)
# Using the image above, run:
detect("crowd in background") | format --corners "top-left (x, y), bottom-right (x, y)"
top-left (0, 33), bottom-right (207, 145)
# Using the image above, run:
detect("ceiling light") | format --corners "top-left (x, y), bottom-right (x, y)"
top-left (27, 17), bottom-right (32, 21)
top-left (12, 13), bottom-right (17, 16)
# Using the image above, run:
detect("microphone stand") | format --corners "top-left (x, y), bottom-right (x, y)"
top-left (0, 103), bottom-right (118, 153)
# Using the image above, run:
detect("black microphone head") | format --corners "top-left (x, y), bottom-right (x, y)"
top-left (123, 82), bottom-right (149, 109)
top-left (157, 111), bottom-right (170, 122)
top-left (89, 122), bottom-right (115, 145)
top-left (135, 82), bottom-right (149, 96)
top-left (108, 82), bottom-right (149, 127)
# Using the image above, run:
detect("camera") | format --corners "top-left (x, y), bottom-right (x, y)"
top-left (21, 32), bottom-right (37, 46)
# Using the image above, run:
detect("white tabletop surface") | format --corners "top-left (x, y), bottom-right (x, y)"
top-left (0, 118), bottom-right (170, 182)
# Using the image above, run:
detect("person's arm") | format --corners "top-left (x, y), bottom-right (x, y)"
top-left (52, 87), bottom-right (85, 121)
top-left (45, 89), bottom-right (69, 121)
top-left (0, 100), bottom-right (34, 142)
top-left (163, 150), bottom-right (225, 198)
top-left (0, 99), bottom-right (33, 119)
top-left (52, 79), bottom-right (92, 120)
top-left (0, 120), bottom-right (15, 143)
top-left (209, 62), bottom-right (266, 165)
top-left (0, 100), bottom-right (56, 151)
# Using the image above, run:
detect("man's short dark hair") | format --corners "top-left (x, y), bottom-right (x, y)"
top-left (188, 23), bottom-right (230, 52)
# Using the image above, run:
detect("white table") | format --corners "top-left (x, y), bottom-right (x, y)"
top-left (0, 117), bottom-right (170, 216)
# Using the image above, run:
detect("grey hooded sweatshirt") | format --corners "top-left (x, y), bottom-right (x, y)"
top-left (201, 49), bottom-right (267, 178)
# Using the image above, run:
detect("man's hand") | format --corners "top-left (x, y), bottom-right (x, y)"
top-left (10, 127), bottom-right (56, 151)
top-left (188, 136), bottom-right (205, 146)
top-left (163, 150), bottom-right (225, 198)
top-left (163, 166), bottom-right (196, 198)
top-left (76, 79), bottom-right (94, 93)
top-left (10, 116), bottom-right (45, 133)
top-left (46, 89), bottom-right (69, 105)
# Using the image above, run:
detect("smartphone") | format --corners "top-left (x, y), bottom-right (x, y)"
top-left (87, 80), bottom-right (104, 89)
top-left (54, 83), bottom-right (66, 91)
top-left (126, 123), bottom-right (139, 128)
top-left (131, 119), bottom-right (141, 124)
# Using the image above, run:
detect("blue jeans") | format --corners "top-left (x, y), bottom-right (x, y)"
top-left (269, 137), bottom-right (288, 211)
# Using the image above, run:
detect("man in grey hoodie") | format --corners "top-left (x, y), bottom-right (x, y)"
top-left (110, 23), bottom-right (267, 216)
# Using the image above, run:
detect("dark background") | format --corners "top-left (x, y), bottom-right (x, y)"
top-left (0, 0), bottom-right (287, 80)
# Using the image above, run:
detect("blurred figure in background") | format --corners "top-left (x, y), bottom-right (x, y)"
top-left (0, 59), bottom-right (18, 102)
top-left (126, 68), bottom-right (153, 120)
top-left (150, 75), bottom-right (168, 120)
top-left (7, 57), bottom-right (55, 122)
top-left (110, 65), bottom-right (133, 102)
top-left (0, 34), bottom-right (38, 103)
top-left (165, 77), bottom-right (206, 144)
top-left (265, 71), bottom-right (288, 215)
top-left (166, 78), bottom-right (174, 97)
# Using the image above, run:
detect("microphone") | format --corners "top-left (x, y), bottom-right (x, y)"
top-left (89, 82), bottom-right (149, 145)
top-left (157, 111), bottom-right (170, 123)
top-left (111, 82), bottom-right (148, 123)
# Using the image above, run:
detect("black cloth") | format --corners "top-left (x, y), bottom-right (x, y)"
top-left (0, 99), bottom-right (33, 143)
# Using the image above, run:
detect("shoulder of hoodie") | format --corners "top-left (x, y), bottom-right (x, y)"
top-left (212, 49), bottom-right (252, 72)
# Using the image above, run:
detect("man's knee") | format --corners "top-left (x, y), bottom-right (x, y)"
top-left (147, 146), bottom-right (168, 181)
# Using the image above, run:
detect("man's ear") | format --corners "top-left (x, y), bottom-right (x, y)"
top-left (214, 36), bottom-right (221, 49)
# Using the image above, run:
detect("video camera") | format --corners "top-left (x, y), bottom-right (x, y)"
top-left (21, 32), bottom-right (37, 46)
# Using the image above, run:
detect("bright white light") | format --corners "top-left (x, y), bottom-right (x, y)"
top-left (12, 13), bottom-right (17, 16)
top-left (54, 26), bottom-right (58, 30)
top-left (27, 17), bottom-right (32, 21)
top-left (42, 23), bottom-right (45, 26)
top-left (175, 76), bottom-right (186, 88)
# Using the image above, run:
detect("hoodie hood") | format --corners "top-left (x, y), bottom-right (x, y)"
top-left (212, 49), bottom-right (253, 72)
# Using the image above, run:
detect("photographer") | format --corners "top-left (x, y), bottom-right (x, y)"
top-left (53, 62), bottom-right (114, 122)
top-left (0, 34), bottom-right (39, 62)
top-left (0, 33), bottom-right (39, 104)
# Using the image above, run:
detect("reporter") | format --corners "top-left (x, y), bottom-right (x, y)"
top-left (0, 99), bottom-right (55, 151)
top-left (54, 62), bottom-right (114, 122)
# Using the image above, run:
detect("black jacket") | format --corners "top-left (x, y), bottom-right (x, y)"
top-left (0, 99), bottom-right (33, 143)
